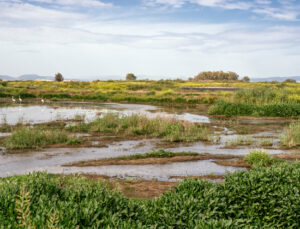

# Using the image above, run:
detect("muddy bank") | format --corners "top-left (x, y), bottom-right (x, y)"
top-left (213, 160), bottom-right (251, 168)
top-left (80, 174), bottom-right (177, 199)
top-left (66, 154), bottom-right (240, 167)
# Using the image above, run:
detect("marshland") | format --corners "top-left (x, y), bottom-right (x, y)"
top-left (0, 79), bottom-right (299, 228)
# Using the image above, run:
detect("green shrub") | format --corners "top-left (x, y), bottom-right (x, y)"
top-left (0, 163), bottom-right (299, 227)
top-left (244, 150), bottom-right (280, 166)
top-left (209, 100), bottom-right (300, 117)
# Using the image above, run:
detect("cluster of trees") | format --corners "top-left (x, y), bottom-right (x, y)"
top-left (193, 71), bottom-right (240, 81)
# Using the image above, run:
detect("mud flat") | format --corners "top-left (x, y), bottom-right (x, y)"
top-left (67, 154), bottom-right (239, 167)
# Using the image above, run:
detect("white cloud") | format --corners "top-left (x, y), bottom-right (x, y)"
top-left (145, 0), bottom-right (300, 21)
top-left (0, 0), bottom-right (300, 78)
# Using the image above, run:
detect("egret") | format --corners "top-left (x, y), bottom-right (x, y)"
top-left (41, 98), bottom-right (45, 104)
top-left (12, 96), bottom-right (16, 103)
top-left (18, 96), bottom-right (22, 103)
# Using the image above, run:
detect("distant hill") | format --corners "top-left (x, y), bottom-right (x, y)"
top-left (0, 74), bottom-right (53, 81)
top-left (18, 74), bottom-right (53, 81)
top-left (251, 76), bottom-right (300, 82)
top-left (0, 75), bottom-right (16, 80)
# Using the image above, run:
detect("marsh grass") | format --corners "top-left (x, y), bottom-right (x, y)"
top-left (67, 113), bottom-right (211, 142)
top-left (114, 149), bottom-right (198, 160)
top-left (5, 127), bottom-right (80, 150)
top-left (259, 138), bottom-right (273, 147)
top-left (225, 136), bottom-right (254, 147)
top-left (281, 121), bottom-right (300, 148)
top-left (244, 150), bottom-right (281, 166)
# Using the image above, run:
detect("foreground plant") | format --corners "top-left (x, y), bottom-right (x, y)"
top-left (0, 162), bottom-right (299, 228)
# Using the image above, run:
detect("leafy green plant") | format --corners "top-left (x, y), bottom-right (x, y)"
top-left (0, 162), bottom-right (299, 228)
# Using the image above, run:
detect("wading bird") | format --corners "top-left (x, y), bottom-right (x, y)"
top-left (11, 96), bottom-right (16, 103)
top-left (18, 96), bottom-right (22, 103)
top-left (41, 98), bottom-right (45, 104)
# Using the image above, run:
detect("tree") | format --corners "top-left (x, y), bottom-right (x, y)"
top-left (193, 71), bottom-right (239, 81)
top-left (126, 73), bottom-right (137, 81)
top-left (284, 78), bottom-right (296, 83)
top-left (242, 76), bottom-right (250, 82)
top-left (55, 73), bottom-right (64, 82)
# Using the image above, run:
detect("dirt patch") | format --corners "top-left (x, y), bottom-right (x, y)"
top-left (66, 154), bottom-right (240, 167)
top-left (170, 175), bottom-right (224, 180)
top-left (275, 154), bottom-right (300, 160)
top-left (80, 174), bottom-right (177, 199)
top-left (213, 159), bottom-right (251, 168)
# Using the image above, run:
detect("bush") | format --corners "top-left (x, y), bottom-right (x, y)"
top-left (244, 150), bottom-right (280, 166)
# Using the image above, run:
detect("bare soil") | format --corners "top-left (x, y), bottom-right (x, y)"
top-left (66, 154), bottom-right (240, 167)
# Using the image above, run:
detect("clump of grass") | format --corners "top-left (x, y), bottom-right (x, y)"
top-left (225, 136), bottom-right (254, 147)
top-left (244, 150), bottom-right (281, 166)
top-left (67, 113), bottom-right (211, 142)
top-left (280, 121), bottom-right (300, 148)
top-left (259, 138), bottom-right (273, 147)
top-left (116, 149), bottom-right (198, 160)
top-left (5, 127), bottom-right (80, 150)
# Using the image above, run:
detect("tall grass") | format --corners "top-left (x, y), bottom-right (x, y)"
top-left (281, 121), bottom-right (300, 148)
top-left (0, 163), bottom-right (299, 228)
top-left (5, 127), bottom-right (80, 150)
top-left (67, 113), bottom-right (211, 142)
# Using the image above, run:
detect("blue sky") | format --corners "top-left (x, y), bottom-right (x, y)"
top-left (0, 0), bottom-right (300, 79)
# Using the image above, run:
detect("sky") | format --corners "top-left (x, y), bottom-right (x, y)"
top-left (0, 0), bottom-right (300, 80)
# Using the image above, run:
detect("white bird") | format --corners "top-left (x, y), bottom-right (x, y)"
top-left (41, 98), bottom-right (45, 104)
top-left (11, 96), bottom-right (16, 103)
top-left (18, 96), bottom-right (22, 103)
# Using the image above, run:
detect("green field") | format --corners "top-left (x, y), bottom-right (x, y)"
top-left (2, 80), bottom-right (300, 117)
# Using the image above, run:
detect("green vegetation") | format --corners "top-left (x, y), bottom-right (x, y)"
top-left (67, 113), bottom-right (211, 142)
top-left (126, 73), bottom-right (137, 81)
top-left (259, 138), bottom-right (273, 147)
top-left (281, 121), bottom-right (300, 148)
top-left (4, 127), bottom-right (80, 150)
top-left (244, 150), bottom-right (281, 166)
top-left (1, 80), bottom-right (300, 117)
top-left (193, 71), bottom-right (239, 81)
top-left (1, 162), bottom-right (299, 228)
top-left (112, 149), bottom-right (198, 160)
top-left (225, 136), bottom-right (254, 147)
top-left (208, 100), bottom-right (300, 117)
top-left (55, 72), bottom-right (64, 82)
